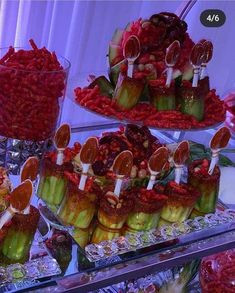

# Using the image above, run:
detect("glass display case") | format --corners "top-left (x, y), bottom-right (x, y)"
top-left (1, 1), bottom-right (235, 293)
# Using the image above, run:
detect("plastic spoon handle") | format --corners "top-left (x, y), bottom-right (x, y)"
top-left (200, 65), bottom-right (207, 80)
top-left (208, 149), bottom-right (219, 175)
top-left (147, 174), bottom-right (158, 190)
top-left (114, 178), bottom-right (123, 196)
top-left (56, 150), bottom-right (64, 165)
top-left (78, 163), bottom-right (90, 190)
top-left (127, 61), bottom-right (134, 78)
top-left (166, 67), bottom-right (173, 87)
top-left (175, 165), bottom-right (183, 184)
top-left (192, 67), bottom-right (200, 87)
top-left (0, 206), bottom-right (17, 229)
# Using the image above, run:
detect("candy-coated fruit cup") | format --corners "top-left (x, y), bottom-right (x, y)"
top-left (188, 159), bottom-right (220, 214)
top-left (72, 227), bottom-right (90, 249)
top-left (126, 188), bottom-right (167, 231)
top-left (161, 182), bottom-right (201, 223)
top-left (98, 209), bottom-right (127, 230)
top-left (176, 85), bottom-right (204, 121)
top-left (149, 84), bottom-right (175, 111)
top-left (58, 181), bottom-right (97, 229)
top-left (37, 158), bottom-right (73, 207)
top-left (127, 211), bottom-right (161, 231)
top-left (114, 76), bottom-right (144, 109)
top-left (98, 191), bottom-right (134, 230)
top-left (0, 206), bottom-right (40, 264)
top-left (91, 223), bottom-right (121, 244)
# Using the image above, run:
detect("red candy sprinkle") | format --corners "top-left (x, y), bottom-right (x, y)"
top-left (0, 40), bottom-right (67, 141)
top-left (74, 86), bottom-right (225, 130)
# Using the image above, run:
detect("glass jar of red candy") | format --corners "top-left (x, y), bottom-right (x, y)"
top-left (0, 40), bottom-right (70, 141)
top-left (200, 249), bottom-right (235, 292)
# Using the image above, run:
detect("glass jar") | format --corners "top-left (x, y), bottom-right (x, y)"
top-left (37, 157), bottom-right (73, 208)
top-left (188, 159), bottom-right (220, 214)
top-left (161, 181), bottom-right (200, 223)
top-left (58, 181), bottom-right (98, 229)
top-left (0, 48), bottom-right (70, 174)
top-left (0, 206), bottom-right (40, 264)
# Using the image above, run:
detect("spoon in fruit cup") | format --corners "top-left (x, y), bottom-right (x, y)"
top-left (199, 40), bottom-right (213, 80)
top-left (123, 35), bottom-right (140, 78)
top-left (173, 141), bottom-right (190, 184)
top-left (147, 147), bottom-right (169, 190)
top-left (79, 137), bottom-right (99, 190)
top-left (113, 150), bottom-right (133, 196)
top-left (190, 43), bottom-right (205, 87)
top-left (20, 156), bottom-right (39, 214)
top-left (54, 123), bottom-right (71, 166)
top-left (208, 127), bottom-right (231, 175)
top-left (0, 180), bottom-right (33, 229)
top-left (165, 40), bottom-right (181, 88)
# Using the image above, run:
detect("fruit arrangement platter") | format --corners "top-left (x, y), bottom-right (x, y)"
top-left (28, 122), bottom-right (234, 260)
top-left (74, 12), bottom-right (225, 130)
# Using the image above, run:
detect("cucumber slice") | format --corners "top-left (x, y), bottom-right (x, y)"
top-left (88, 76), bottom-right (114, 97)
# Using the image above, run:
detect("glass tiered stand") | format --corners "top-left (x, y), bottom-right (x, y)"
top-left (1, 109), bottom-right (234, 293)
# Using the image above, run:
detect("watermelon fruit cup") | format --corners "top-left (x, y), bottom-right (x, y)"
top-left (176, 81), bottom-right (205, 121)
top-left (37, 157), bottom-right (73, 208)
top-left (161, 181), bottom-right (201, 223)
top-left (126, 187), bottom-right (168, 231)
top-left (58, 179), bottom-right (99, 229)
top-left (148, 79), bottom-right (175, 111)
top-left (113, 75), bottom-right (145, 109)
top-left (97, 191), bottom-right (134, 229)
top-left (188, 159), bottom-right (220, 214)
top-left (0, 205), bottom-right (40, 264)
top-left (91, 190), bottom-right (134, 243)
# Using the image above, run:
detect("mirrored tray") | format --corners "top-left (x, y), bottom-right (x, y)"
top-left (76, 103), bottom-right (224, 132)
top-left (37, 198), bottom-right (235, 265)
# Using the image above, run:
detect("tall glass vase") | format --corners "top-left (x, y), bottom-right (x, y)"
top-left (0, 48), bottom-right (70, 174)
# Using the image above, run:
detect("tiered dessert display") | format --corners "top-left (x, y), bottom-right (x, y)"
top-left (1, 11), bottom-right (235, 293)
top-left (74, 13), bottom-right (225, 130)
top-left (0, 40), bottom-right (70, 174)
top-left (36, 123), bottom-right (232, 256)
